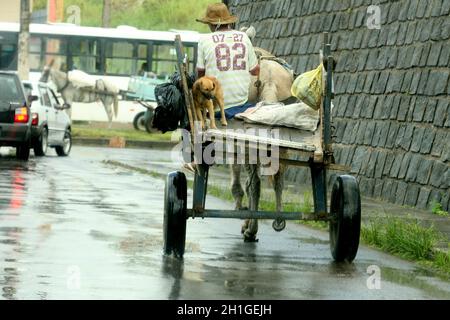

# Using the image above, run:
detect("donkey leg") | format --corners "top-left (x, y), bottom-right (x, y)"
top-left (273, 165), bottom-right (284, 212)
top-left (231, 164), bottom-right (245, 210)
top-left (243, 164), bottom-right (260, 241)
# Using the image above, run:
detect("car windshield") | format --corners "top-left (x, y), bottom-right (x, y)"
top-left (0, 75), bottom-right (22, 103)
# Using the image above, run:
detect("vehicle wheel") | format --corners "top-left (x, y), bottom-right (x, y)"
top-left (133, 112), bottom-right (146, 131)
top-left (55, 130), bottom-right (72, 157)
top-left (16, 139), bottom-right (31, 161)
top-left (33, 127), bottom-right (48, 157)
top-left (163, 171), bottom-right (187, 258)
top-left (329, 175), bottom-right (361, 263)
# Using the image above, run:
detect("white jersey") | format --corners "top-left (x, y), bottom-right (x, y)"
top-left (197, 30), bottom-right (258, 108)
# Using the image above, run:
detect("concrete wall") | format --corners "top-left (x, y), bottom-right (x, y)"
top-left (0, 0), bottom-right (33, 23)
top-left (229, 0), bottom-right (450, 211)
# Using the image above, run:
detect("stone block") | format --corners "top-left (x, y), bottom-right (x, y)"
top-left (417, 70), bottom-right (430, 95)
top-left (430, 162), bottom-right (447, 187)
top-left (410, 127), bottom-right (425, 152)
top-left (405, 154), bottom-right (421, 182)
top-left (382, 122), bottom-right (396, 149)
top-left (431, 129), bottom-right (446, 157)
top-left (398, 152), bottom-right (412, 179)
top-left (420, 130), bottom-right (435, 154)
top-left (386, 47), bottom-right (399, 68)
top-left (433, 99), bottom-right (448, 127)
top-left (409, 70), bottom-right (421, 94)
top-left (383, 152), bottom-right (395, 177)
top-left (419, 42), bottom-right (432, 67)
top-left (389, 152), bottom-right (404, 178)
top-left (382, 179), bottom-right (398, 203)
top-left (404, 21), bottom-right (416, 45)
top-left (397, 96), bottom-right (411, 121)
top-left (374, 150), bottom-right (387, 179)
top-left (390, 96), bottom-right (401, 120)
top-left (416, 187), bottom-right (431, 209)
top-left (401, 71), bottom-right (414, 93)
top-left (395, 181), bottom-right (408, 205)
top-left (364, 121), bottom-right (376, 145)
top-left (404, 184), bottom-right (420, 207)
top-left (439, 43), bottom-right (450, 67)
top-left (366, 151), bottom-right (378, 178)
top-left (427, 70), bottom-right (449, 95)
top-left (396, 23), bottom-right (408, 45)
top-left (356, 121), bottom-right (368, 145)
top-left (413, 97), bottom-right (427, 122)
top-left (440, 133), bottom-right (450, 162)
top-left (351, 146), bottom-right (367, 174)
top-left (423, 99), bottom-right (438, 123)
top-left (416, 159), bottom-right (434, 184)
top-left (363, 72), bottom-right (375, 92)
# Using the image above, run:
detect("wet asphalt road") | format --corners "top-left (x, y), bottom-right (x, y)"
top-left (0, 146), bottom-right (449, 300)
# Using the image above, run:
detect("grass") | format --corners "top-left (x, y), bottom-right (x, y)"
top-left (361, 216), bottom-right (450, 276)
top-left (431, 200), bottom-right (449, 217)
top-left (33, 0), bottom-right (217, 32)
top-left (72, 125), bottom-right (175, 142)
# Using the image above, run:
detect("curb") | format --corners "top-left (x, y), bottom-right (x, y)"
top-left (73, 137), bottom-right (177, 150)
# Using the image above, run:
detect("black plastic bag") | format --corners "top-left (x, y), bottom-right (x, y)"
top-left (170, 71), bottom-right (196, 91)
top-left (152, 83), bottom-right (184, 133)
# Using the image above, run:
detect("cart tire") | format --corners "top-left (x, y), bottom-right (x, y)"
top-left (133, 112), bottom-right (146, 131)
top-left (163, 171), bottom-right (187, 258)
top-left (329, 175), bottom-right (361, 262)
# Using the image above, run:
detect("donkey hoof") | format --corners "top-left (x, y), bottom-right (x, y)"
top-left (221, 121), bottom-right (228, 126)
top-left (243, 233), bottom-right (259, 243)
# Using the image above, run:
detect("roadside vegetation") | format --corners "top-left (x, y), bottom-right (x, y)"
top-left (33, 0), bottom-right (217, 32)
top-left (72, 122), bottom-right (174, 141)
top-left (362, 216), bottom-right (450, 277)
top-left (103, 160), bottom-right (450, 277)
top-left (431, 200), bottom-right (449, 217)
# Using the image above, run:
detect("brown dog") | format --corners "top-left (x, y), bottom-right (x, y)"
top-left (192, 76), bottom-right (227, 129)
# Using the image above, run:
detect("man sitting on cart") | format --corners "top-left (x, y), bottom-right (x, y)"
top-left (196, 2), bottom-right (260, 118)
top-left (184, 2), bottom-right (260, 174)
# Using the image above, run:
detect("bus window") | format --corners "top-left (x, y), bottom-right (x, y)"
top-left (137, 43), bottom-right (148, 75)
top-left (0, 32), bottom-right (18, 70)
top-left (70, 39), bottom-right (99, 73)
top-left (105, 41), bottom-right (134, 75)
top-left (152, 44), bottom-right (177, 77)
top-left (0, 44), bottom-right (17, 70)
top-left (29, 36), bottom-right (42, 70)
top-left (44, 38), bottom-right (67, 71)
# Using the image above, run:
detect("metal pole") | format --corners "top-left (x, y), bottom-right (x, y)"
top-left (187, 209), bottom-right (329, 221)
top-left (18, 0), bottom-right (31, 81)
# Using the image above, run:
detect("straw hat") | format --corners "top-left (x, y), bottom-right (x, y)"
top-left (196, 3), bottom-right (237, 25)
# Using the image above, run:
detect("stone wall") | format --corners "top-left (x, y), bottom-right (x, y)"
top-left (228, 0), bottom-right (450, 210)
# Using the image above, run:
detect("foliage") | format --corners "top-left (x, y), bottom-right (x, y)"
top-left (430, 200), bottom-right (449, 217)
top-left (33, 0), bottom-right (217, 32)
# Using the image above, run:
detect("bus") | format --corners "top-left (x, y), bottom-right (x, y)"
top-left (0, 22), bottom-right (200, 123)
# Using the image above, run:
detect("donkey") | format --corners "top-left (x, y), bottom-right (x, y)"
top-left (40, 62), bottom-right (119, 124)
top-left (232, 27), bottom-right (295, 241)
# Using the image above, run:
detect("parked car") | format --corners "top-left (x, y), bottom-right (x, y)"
top-left (0, 71), bottom-right (32, 160)
top-left (22, 81), bottom-right (72, 157)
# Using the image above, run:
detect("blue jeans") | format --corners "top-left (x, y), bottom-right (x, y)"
top-left (214, 102), bottom-right (255, 120)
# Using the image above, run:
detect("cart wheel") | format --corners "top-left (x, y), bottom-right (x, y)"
top-left (329, 175), bottom-right (361, 262)
top-left (163, 171), bottom-right (187, 258)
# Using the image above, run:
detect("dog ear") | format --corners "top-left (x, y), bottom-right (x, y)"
top-left (212, 82), bottom-right (215, 89)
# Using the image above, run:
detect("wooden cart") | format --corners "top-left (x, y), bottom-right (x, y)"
top-left (163, 34), bottom-right (361, 262)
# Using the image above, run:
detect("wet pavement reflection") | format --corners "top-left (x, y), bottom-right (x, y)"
top-left (0, 146), bottom-right (449, 299)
